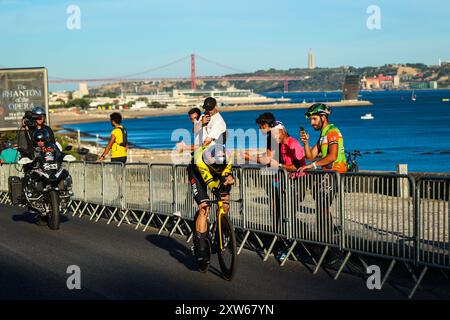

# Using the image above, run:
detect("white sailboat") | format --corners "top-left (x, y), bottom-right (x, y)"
top-left (411, 90), bottom-right (417, 101)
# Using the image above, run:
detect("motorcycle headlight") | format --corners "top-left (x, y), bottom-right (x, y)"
top-left (62, 175), bottom-right (73, 188)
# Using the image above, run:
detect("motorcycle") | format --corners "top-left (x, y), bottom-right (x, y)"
top-left (10, 144), bottom-right (76, 230)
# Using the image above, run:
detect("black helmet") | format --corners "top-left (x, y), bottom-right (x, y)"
top-left (33, 129), bottom-right (50, 142)
top-left (202, 143), bottom-right (228, 171)
top-left (202, 97), bottom-right (217, 111)
top-left (31, 106), bottom-right (46, 116)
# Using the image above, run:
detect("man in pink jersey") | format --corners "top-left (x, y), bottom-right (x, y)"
top-left (270, 123), bottom-right (307, 262)
top-left (271, 123), bottom-right (306, 175)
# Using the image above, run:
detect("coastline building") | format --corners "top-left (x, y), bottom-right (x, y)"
top-left (73, 82), bottom-right (90, 99)
top-left (361, 74), bottom-right (396, 90)
top-left (410, 81), bottom-right (439, 90)
top-left (439, 58), bottom-right (450, 67)
top-left (49, 91), bottom-right (71, 105)
top-left (79, 82), bottom-right (89, 96)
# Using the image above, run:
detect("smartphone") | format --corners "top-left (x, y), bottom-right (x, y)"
top-left (299, 126), bottom-right (305, 133)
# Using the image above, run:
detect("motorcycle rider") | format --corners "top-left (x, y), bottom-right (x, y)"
top-left (18, 106), bottom-right (56, 160)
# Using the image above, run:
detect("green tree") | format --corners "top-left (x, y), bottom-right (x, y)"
top-left (67, 98), bottom-right (90, 109)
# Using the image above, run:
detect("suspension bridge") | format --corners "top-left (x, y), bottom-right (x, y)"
top-left (46, 54), bottom-right (305, 92)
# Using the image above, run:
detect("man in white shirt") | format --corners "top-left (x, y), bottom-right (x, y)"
top-left (199, 97), bottom-right (227, 148)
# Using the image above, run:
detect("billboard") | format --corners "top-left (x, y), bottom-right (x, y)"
top-left (0, 67), bottom-right (49, 131)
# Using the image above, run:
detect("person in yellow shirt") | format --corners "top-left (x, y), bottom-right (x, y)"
top-left (98, 112), bottom-right (128, 163)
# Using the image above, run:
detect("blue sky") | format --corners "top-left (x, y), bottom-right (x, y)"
top-left (1, 0), bottom-right (449, 87)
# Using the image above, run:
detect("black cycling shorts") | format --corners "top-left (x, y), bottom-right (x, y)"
top-left (187, 164), bottom-right (231, 205)
top-left (312, 173), bottom-right (338, 209)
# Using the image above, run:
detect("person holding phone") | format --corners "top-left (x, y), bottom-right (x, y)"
top-left (198, 97), bottom-right (227, 148)
top-left (298, 103), bottom-right (347, 249)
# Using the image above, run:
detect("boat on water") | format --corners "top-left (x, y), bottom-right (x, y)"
top-left (411, 90), bottom-right (417, 101)
top-left (361, 113), bottom-right (374, 120)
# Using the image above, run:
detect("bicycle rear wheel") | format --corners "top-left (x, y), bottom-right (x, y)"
top-left (217, 214), bottom-right (237, 281)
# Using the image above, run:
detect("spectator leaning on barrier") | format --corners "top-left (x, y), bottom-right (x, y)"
top-left (176, 107), bottom-right (203, 154)
top-left (269, 123), bottom-right (307, 261)
top-left (243, 112), bottom-right (281, 166)
top-left (270, 122), bottom-right (306, 174)
top-left (98, 112), bottom-right (128, 163)
top-left (299, 103), bottom-right (347, 245)
top-left (299, 103), bottom-right (347, 174)
top-left (0, 141), bottom-right (20, 164)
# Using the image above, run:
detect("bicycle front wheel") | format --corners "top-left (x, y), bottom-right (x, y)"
top-left (217, 214), bottom-right (237, 281)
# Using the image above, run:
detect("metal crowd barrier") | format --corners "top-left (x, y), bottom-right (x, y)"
top-left (122, 163), bottom-right (151, 229)
top-left (416, 176), bottom-right (450, 270)
top-left (286, 170), bottom-right (342, 270)
top-left (65, 161), bottom-right (85, 202)
top-left (174, 164), bottom-right (196, 222)
top-left (1, 160), bottom-right (449, 299)
top-left (238, 167), bottom-right (290, 260)
top-left (150, 164), bottom-right (174, 216)
top-left (123, 164), bottom-right (150, 212)
top-left (0, 164), bottom-right (12, 193)
top-left (336, 173), bottom-right (417, 290)
top-left (228, 167), bottom-right (244, 230)
top-left (102, 162), bottom-right (124, 208)
top-left (341, 173), bottom-right (416, 260)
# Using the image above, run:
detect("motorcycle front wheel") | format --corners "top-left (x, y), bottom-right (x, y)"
top-left (48, 190), bottom-right (60, 230)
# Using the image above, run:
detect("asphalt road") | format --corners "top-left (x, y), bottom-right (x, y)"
top-left (0, 204), bottom-right (448, 300)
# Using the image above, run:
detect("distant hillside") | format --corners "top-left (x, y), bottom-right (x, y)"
top-left (89, 63), bottom-right (450, 94)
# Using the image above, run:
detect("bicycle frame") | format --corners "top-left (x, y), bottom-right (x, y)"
top-left (214, 199), bottom-right (226, 251)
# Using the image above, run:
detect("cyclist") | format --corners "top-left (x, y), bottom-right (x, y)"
top-left (187, 143), bottom-right (235, 269)
top-left (299, 103), bottom-right (347, 245)
top-left (299, 103), bottom-right (347, 174)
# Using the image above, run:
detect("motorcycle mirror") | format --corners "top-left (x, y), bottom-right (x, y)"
top-left (18, 157), bottom-right (33, 165)
top-left (64, 145), bottom-right (73, 151)
top-left (63, 155), bottom-right (76, 162)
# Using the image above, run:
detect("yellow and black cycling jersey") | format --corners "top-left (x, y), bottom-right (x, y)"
top-left (193, 145), bottom-right (232, 191)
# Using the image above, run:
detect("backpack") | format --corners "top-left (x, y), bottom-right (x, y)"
top-left (117, 126), bottom-right (128, 147)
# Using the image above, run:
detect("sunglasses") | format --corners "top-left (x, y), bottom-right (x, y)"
top-left (305, 112), bottom-right (326, 119)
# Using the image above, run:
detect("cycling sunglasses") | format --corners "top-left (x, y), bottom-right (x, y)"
top-left (305, 112), bottom-right (326, 119)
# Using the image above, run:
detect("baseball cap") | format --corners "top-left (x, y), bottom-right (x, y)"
top-left (202, 97), bottom-right (217, 111)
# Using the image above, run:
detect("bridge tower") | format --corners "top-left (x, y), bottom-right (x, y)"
top-left (191, 53), bottom-right (196, 90)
